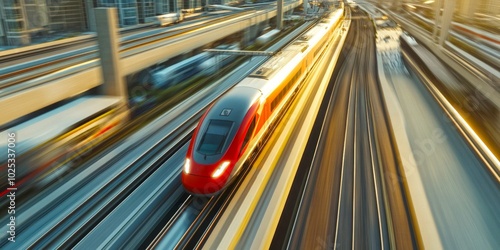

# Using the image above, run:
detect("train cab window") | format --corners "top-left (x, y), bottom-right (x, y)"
top-left (240, 117), bottom-right (256, 155)
top-left (198, 120), bottom-right (233, 155)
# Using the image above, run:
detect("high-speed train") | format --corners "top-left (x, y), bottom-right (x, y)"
top-left (182, 10), bottom-right (343, 195)
top-left (148, 43), bottom-right (240, 89)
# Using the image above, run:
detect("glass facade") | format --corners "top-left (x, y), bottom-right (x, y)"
top-left (0, 0), bottom-right (29, 45)
top-left (138, 0), bottom-right (156, 23)
top-left (0, 0), bottom-right (201, 44)
top-left (4, 8), bottom-right (23, 19)
top-left (96, 0), bottom-right (139, 26)
top-left (0, 0), bottom-right (88, 45)
top-left (156, 0), bottom-right (170, 14)
top-left (24, 0), bottom-right (48, 30)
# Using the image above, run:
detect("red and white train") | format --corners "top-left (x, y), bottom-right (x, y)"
top-left (182, 10), bottom-right (344, 195)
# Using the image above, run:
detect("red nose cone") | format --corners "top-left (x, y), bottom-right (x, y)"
top-left (181, 172), bottom-right (228, 196)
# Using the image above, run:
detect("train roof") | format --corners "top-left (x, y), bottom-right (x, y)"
top-left (249, 43), bottom-right (305, 80)
top-left (246, 12), bottom-right (341, 86)
top-left (206, 86), bottom-right (262, 123)
top-left (245, 10), bottom-right (343, 97)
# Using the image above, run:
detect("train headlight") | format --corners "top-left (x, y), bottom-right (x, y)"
top-left (212, 161), bottom-right (230, 178)
top-left (184, 159), bottom-right (191, 174)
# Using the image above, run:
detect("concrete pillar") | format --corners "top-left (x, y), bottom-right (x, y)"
top-left (277, 0), bottom-right (283, 30)
top-left (85, 0), bottom-right (96, 31)
top-left (432, 0), bottom-right (443, 42)
top-left (95, 8), bottom-right (127, 100)
top-left (439, 0), bottom-right (455, 46)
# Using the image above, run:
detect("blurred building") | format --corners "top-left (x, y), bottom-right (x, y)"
top-left (456, 0), bottom-right (500, 18)
top-left (88, 0), bottom-right (204, 28)
top-left (47, 0), bottom-right (86, 31)
top-left (0, 0), bottom-right (218, 45)
top-left (0, 0), bottom-right (86, 46)
top-left (138, 0), bottom-right (155, 23)
top-left (92, 0), bottom-right (139, 26)
top-left (0, 0), bottom-right (48, 46)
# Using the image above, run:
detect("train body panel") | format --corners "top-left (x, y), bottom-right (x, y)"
top-left (182, 9), bottom-right (344, 195)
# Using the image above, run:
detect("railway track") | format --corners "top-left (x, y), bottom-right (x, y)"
top-left (145, 20), bottom-right (325, 250)
top-left (147, 158), bottom-right (253, 250)
top-left (272, 8), bottom-right (416, 249)
top-left (316, 12), bottom-right (389, 248)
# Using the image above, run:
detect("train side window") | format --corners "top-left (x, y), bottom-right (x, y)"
top-left (240, 117), bottom-right (256, 155)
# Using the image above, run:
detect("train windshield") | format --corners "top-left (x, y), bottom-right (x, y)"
top-left (197, 120), bottom-right (233, 155)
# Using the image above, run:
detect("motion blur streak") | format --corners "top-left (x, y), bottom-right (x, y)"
top-left (273, 7), bottom-right (416, 250)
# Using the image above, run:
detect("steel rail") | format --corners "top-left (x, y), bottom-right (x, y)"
top-left (26, 122), bottom-right (196, 249)
top-left (351, 67), bottom-right (359, 250)
top-left (333, 67), bottom-right (356, 249)
top-left (146, 195), bottom-right (194, 249)
top-left (365, 78), bottom-right (386, 250)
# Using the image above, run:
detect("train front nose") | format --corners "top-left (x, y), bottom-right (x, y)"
top-left (181, 173), bottom-right (224, 195)
top-left (181, 159), bottom-right (231, 195)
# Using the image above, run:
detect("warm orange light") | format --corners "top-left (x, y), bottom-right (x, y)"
top-left (184, 158), bottom-right (191, 174)
top-left (212, 161), bottom-right (230, 178)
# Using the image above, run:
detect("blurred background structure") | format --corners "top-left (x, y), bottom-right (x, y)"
top-left (0, 0), bottom-right (223, 46)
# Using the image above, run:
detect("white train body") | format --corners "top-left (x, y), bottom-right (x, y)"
top-left (146, 13), bottom-right (184, 27)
